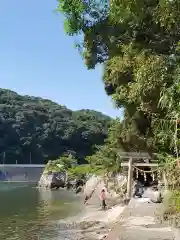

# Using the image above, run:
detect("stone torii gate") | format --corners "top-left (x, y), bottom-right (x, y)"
top-left (117, 152), bottom-right (159, 199)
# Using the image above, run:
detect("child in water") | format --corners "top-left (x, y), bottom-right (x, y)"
top-left (100, 188), bottom-right (106, 210)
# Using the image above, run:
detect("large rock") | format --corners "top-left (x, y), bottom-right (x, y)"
top-left (38, 171), bottom-right (67, 189)
top-left (83, 175), bottom-right (101, 197)
top-left (83, 174), bottom-right (128, 206)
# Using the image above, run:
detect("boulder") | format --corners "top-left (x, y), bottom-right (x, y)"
top-left (38, 171), bottom-right (67, 190)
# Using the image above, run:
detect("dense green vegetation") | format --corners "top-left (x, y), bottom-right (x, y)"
top-left (58, 0), bottom-right (180, 188)
top-left (0, 89), bottom-right (112, 164)
top-left (43, 153), bottom-right (104, 180)
top-left (43, 154), bottom-right (76, 173)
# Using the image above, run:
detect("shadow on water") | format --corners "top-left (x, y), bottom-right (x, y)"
top-left (0, 183), bottom-right (84, 240)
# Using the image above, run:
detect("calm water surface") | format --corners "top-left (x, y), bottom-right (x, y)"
top-left (0, 183), bottom-right (83, 240)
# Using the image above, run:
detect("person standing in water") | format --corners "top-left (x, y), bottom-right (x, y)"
top-left (100, 188), bottom-right (106, 210)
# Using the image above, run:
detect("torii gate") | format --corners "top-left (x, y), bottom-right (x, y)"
top-left (117, 152), bottom-right (159, 199)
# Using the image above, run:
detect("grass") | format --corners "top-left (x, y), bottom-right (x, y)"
top-left (158, 190), bottom-right (180, 227)
top-left (68, 164), bottom-right (105, 179)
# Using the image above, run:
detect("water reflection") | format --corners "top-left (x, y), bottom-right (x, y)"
top-left (0, 183), bottom-right (83, 240)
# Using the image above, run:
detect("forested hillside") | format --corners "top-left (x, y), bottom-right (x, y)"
top-left (0, 89), bottom-right (112, 164)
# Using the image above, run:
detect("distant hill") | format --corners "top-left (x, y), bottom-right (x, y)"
top-left (0, 89), bottom-right (112, 164)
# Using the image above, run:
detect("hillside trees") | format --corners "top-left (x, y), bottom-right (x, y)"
top-left (0, 89), bottom-right (111, 164)
top-left (58, 0), bottom-right (180, 156)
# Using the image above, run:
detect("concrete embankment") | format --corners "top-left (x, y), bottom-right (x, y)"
top-left (0, 166), bottom-right (44, 182)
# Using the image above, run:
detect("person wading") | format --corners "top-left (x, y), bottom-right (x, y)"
top-left (100, 188), bottom-right (106, 210)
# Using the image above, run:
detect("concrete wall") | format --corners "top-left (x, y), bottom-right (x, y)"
top-left (0, 166), bottom-right (44, 182)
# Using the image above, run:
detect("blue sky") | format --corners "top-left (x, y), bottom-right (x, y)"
top-left (0, 0), bottom-right (122, 118)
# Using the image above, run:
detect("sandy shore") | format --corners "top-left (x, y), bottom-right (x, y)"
top-left (56, 201), bottom-right (125, 240)
top-left (79, 204), bottom-right (125, 239)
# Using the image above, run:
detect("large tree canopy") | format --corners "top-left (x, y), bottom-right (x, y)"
top-left (0, 89), bottom-right (112, 164)
top-left (58, 0), bottom-right (180, 156)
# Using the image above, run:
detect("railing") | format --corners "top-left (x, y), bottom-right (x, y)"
top-left (0, 164), bottom-right (45, 168)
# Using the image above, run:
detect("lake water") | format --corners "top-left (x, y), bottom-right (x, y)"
top-left (0, 182), bottom-right (83, 240)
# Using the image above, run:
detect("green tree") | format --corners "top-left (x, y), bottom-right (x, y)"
top-left (58, 0), bottom-right (180, 156)
top-left (85, 119), bottom-right (122, 175)
top-left (55, 154), bottom-right (77, 170)
top-left (45, 154), bottom-right (77, 172)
